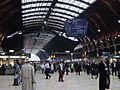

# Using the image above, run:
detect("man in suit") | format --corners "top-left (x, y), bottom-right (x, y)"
top-left (58, 61), bottom-right (65, 82)
top-left (98, 58), bottom-right (110, 90)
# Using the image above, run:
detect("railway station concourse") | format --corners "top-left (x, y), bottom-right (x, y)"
top-left (0, 0), bottom-right (120, 90)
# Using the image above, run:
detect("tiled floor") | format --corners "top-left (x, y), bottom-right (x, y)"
top-left (0, 71), bottom-right (120, 90)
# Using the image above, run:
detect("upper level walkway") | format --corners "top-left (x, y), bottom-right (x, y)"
top-left (0, 71), bottom-right (120, 90)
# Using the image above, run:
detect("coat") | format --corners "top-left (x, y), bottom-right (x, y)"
top-left (98, 61), bottom-right (110, 90)
top-left (21, 63), bottom-right (35, 90)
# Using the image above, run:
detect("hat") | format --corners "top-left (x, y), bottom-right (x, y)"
top-left (24, 58), bottom-right (30, 63)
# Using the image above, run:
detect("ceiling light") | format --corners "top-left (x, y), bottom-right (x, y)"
top-left (118, 20), bottom-right (120, 23)
top-left (44, 21), bottom-right (47, 24)
top-left (18, 31), bottom-right (22, 34)
top-left (98, 29), bottom-right (101, 32)
top-left (115, 37), bottom-right (117, 39)
top-left (100, 40), bottom-right (103, 43)
top-left (118, 34), bottom-right (120, 37)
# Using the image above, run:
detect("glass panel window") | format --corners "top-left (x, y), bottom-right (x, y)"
top-left (83, 0), bottom-right (96, 4)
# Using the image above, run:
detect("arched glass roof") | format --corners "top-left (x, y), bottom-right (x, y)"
top-left (21, 0), bottom-right (96, 30)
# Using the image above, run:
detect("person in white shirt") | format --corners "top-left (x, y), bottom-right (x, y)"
top-left (40, 63), bottom-right (45, 74)
top-left (44, 61), bottom-right (51, 79)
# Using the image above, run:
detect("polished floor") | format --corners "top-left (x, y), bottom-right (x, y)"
top-left (0, 71), bottom-right (120, 90)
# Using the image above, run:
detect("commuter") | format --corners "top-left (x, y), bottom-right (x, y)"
top-left (44, 61), bottom-right (51, 79)
top-left (21, 58), bottom-right (36, 90)
top-left (50, 63), bottom-right (54, 74)
top-left (65, 62), bottom-right (69, 75)
top-left (86, 61), bottom-right (91, 75)
top-left (98, 58), bottom-right (110, 90)
top-left (111, 60), bottom-right (117, 76)
top-left (1, 64), bottom-right (6, 75)
top-left (91, 60), bottom-right (98, 79)
top-left (58, 61), bottom-right (65, 82)
top-left (70, 63), bottom-right (74, 73)
top-left (13, 60), bottom-right (21, 85)
top-left (34, 63), bottom-right (37, 74)
top-left (104, 58), bottom-right (110, 89)
top-left (75, 62), bottom-right (82, 75)
top-left (40, 63), bottom-right (45, 74)
top-left (116, 59), bottom-right (120, 79)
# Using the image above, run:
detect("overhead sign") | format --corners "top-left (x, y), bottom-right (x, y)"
top-left (64, 18), bottom-right (88, 38)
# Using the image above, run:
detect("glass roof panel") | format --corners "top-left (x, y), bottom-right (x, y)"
top-left (52, 8), bottom-right (78, 17)
top-left (22, 0), bottom-right (53, 3)
top-left (47, 24), bottom-right (63, 29)
top-left (21, 0), bottom-right (96, 29)
top-left (51, 13), bottom-right (73, 19)
top-left (22, 3), bottom-right (51, 9)
top-left (22, 8), bottom-right (49, 13)
top-left (83, 0), bottom-right (96, 4)
top-left (22, 12), bottom-right (47, 17)
top-left (23, 22), bottom-right (42, 26)
top-left (23, 19), bottom-right (44, 23)
top-left (47, 22), bottom-right (64, 27)
top-left (55, 3), bottom-right (83, 13)
top-left (49, 16), bottom-right (66, 21)
top-left (48, 19), bottom-right (64, 24)
top-left (22, 16), bottom-right (45, 20)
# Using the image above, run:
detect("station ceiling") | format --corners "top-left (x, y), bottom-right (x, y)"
top-left (0, 0), bottom-right (120, 56)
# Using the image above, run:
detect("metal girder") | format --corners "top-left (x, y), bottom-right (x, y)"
top-left (44, 0), bottom-right (58, 21)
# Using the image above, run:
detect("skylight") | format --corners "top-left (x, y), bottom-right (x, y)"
top-left (21, 0), bottom-right (96, 28)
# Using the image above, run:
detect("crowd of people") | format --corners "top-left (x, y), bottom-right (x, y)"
top-left (0, 58), bottom-right (120, 90)
top-left (39, 58), bottom-right (120, 90)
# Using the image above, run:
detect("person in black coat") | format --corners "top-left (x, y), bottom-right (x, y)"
top-left (91, 60), bottom-right (98, 79)
top-left (105, 58), bottom-right (110, 89)
top-left (65, 63), bottom-right (69, 75)
top-left (111, 60), bottom-right (117, 76)
top-left (98, 58), bottom-right (110, 90)
top-left (58, 61), bottom-right (65, 82)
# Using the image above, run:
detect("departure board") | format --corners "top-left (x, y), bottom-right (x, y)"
top-left (64, 18), bottom-right (88, 38)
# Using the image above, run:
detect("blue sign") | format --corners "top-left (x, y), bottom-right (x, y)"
top-left (64, 18), bottom-right (88, 38)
